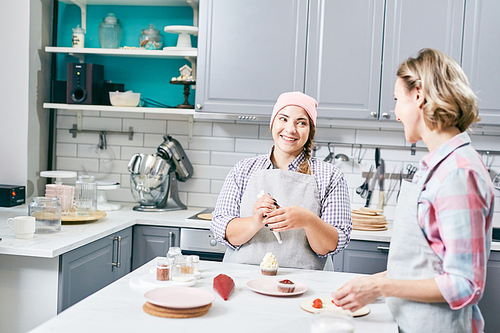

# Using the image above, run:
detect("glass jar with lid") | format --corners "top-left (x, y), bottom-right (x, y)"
top-left (29, 197), bottom-right (62, 233)
top-left (98, 13), bottom-right (122, 49)
top-left (139, 24), bottom-right (163, 50)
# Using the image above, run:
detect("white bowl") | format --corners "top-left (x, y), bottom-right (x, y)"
top-left (109, 91), bottom-right (141, 107)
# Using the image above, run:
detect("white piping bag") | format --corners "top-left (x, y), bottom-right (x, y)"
top-left (258, 190), bottom-right (282, 244)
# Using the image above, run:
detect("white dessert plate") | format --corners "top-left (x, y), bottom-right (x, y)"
top-left (144, 286), bottom-right (214, 309)
top-left (300, 297), bottom-right (370, 317)
top-left (246, 278), bottom-right (308, 296)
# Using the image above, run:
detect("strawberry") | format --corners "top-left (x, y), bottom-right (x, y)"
top-left (312, 298), bottom-right (323, 309)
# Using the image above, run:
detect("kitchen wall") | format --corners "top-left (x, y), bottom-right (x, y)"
top-left (54, 110), bottom-right (500, 225)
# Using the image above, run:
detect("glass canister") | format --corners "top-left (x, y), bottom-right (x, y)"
top-left (74, 175), bottom-right (97, 216)
top-left (29, 197), bottom-right (62, 233)
top-left (98, 13), bottom-right (122, 49)
top-left (139, 24), bottom-right (162, 50)
top-left (166, 246), bottom-right (182, 261)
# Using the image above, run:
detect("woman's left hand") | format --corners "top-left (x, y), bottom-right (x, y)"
top-left (265, 206), bottom-right (314, 231)
top-left (332, 275), bottom-right (386, 312)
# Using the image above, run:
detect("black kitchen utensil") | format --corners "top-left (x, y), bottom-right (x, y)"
top-left (356, 165), bottom-right (373, 198)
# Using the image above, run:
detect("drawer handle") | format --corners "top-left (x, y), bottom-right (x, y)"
top-left (377, 246), bottom-right (390, 251)
top-left (112, 236), bottom-right (122, 268)
top-left (169, 231), bottom-right (174, 248)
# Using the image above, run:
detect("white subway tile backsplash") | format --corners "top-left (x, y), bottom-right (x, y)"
top-left (185, 150), bottom-right (211, 165)
top-left (178, 178), bottom-right (211, 193)
top-left (192, 164), bottom-right (232, 180)
top-left (56, 157), bottom-right (99, 173)
top-left (123, 118), bottom-right (167, 134)
top-left (56, 143), bottom-right (77, 157)
top-left (187, 192), bottom-right (219, 208)
top-left (189, 136), bottom-right (235, 151)
top-left (121, 146), bottom-right (157, 160)
top-left (235, 138), bottom-right (273, 153)
top-left (211, 180), bottom-right (224, 194)
top-left (211, 151), bottom-right (257, 166)
top-left (83, 116), bottom-right (122, 131)
top-left (54, 115), bottom-right (500, 210)
top-left (213, 123), bottom-right (259, 138)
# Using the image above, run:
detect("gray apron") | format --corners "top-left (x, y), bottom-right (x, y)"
top-left (223, 167), bottom-right (326, 270)
top-left (386, 177), bottom-right (472, 333)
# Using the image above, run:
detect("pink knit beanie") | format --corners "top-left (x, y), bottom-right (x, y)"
top-left (270, 91), bottom-right (318, 129)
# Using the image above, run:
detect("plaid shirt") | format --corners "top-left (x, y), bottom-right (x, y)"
top-left (211, 148), bottom-right (352, 256)
top-left (414, 132), bottom-right (494, 333)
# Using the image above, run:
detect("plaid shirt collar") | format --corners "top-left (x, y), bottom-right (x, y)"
top-left (263, 146), bottom-right (307, 171)
top-left (420, 131), bottom-right (471, 171)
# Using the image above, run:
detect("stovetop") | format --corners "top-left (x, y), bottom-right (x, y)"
top-left (185, 208), bottom-right (213, 222)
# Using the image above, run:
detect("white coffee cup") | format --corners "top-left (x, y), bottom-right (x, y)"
top-left (7, 216), bottom-right (36, 239)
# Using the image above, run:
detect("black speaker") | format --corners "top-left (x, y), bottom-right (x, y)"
top-left (67, 63), bottom-right (104, 104)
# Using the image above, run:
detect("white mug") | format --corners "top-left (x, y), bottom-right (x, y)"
top-left (7, 216), bottom-right (36, 239)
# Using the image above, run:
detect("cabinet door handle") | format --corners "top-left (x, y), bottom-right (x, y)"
top-left (377, 245), bottom-right (390, 251)
top-left (169, 231), bottom-right (174, 248)
top-left (112, 236), bottom-right (122, 268)
top-left (382, 113), bottom-right (390, 119)
top-left (370, 111), bottom-right (377, 118)
top-left (196, 103), bottom-right (202, 110)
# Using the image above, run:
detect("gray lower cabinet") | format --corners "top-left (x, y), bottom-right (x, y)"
top-left (479, 250), bottom-right (500, 333)
top-left (462, 0), bottom-right (500, 125)
top-left (132, 225), bottom-right (180, 270)
top-left (58, 227), bottom-right (132, 313)
top-left (338, 240), bottom-right (390, 274)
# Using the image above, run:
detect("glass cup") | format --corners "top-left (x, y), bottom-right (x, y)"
top-left (311, 311), bottom-right (354, 333)
top-left (171, 255), bottom-right (194, 281)
top-left (74, 175), bottom-right (97, 216)
top-left (56, 185), bottom-right (74, 216)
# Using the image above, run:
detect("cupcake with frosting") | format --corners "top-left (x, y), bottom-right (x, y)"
top-left (277, 279), bottom-right (295, 293)
top-left (260, 252), bottom-right (278, 276)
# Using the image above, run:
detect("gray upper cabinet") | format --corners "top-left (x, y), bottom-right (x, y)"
top-left (195, 0), bottom-right (308, 116)
top-left (379, 0), bottom-right (465, 122)
top-left (462, 0), bottom-right (500, 125)
top-left (305, 0), bottom-right (385, 120)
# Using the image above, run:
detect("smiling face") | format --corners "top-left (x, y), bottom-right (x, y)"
top-left (271, 106), bottom-right (311, 161)
top-left (394, 77), bottom-right (424, 144)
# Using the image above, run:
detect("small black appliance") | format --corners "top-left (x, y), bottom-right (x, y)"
top-left (67, 63), bottom-right (104, 105)
top-left (0, 185), bottom-right (25, 207)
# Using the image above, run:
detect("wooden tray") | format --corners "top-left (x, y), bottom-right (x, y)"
top-left (61, 210), bottom-right (106, 223)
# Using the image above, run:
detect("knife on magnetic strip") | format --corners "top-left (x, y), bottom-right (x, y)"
top-left (378, 159), bottom-right (385, 210)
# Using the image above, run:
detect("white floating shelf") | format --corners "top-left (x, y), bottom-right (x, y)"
top-left (57, 0), bottom-right (198, 6)
top-left (45, 47), bottom-right (196, 58)
top-left (43, 103), bottom-right (196, 115)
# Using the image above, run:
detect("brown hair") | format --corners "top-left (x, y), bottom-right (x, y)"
top-left (397, 48), bottom-right (479, 132)
top-left (298, 119), bottom-right (316, 175)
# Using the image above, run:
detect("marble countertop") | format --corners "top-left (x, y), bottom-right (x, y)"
top-left (28, 259), bottom-right (398, 333)
top-left (1, 203), bottom-right (498, 258)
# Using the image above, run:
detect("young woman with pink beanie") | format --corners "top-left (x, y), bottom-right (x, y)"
top-left (211, 91), bottom-right (352, 269)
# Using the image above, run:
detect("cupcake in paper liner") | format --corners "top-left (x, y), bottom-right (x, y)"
top-left (260, 252), bottom-right (278, 275)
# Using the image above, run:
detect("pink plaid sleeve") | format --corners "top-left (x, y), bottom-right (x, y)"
top-left (423, 168), bottom-right (493, 309)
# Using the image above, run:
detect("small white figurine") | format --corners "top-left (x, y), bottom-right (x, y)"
top-left (171, 64), bottom-right (194, 81)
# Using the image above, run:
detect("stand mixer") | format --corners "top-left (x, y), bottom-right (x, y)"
top-left (127, 135), bottom-right (193, 212)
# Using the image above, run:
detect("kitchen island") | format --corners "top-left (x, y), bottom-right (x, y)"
top-left (28, 259), bottom-right (398, 333)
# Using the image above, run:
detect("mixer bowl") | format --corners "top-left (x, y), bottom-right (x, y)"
top-left (128, 153), bottom-right (174, 207)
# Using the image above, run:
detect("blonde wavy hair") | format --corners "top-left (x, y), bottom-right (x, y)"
top-left (397, 48), bottom-right (479, 132)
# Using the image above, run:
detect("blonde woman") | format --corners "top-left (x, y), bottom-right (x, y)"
top-left (211, 92), bottom-right (352, 269)
top-left (333, 49), bottom-right (494, 332)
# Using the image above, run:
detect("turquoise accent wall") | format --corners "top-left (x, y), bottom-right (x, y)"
top-left (56, 4), bottom-right (196, 107)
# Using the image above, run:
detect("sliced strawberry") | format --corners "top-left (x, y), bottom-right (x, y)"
top-left (331, 299), bottom-right (340, 306)
top-left (312, 298), bottom-right (323, 309)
